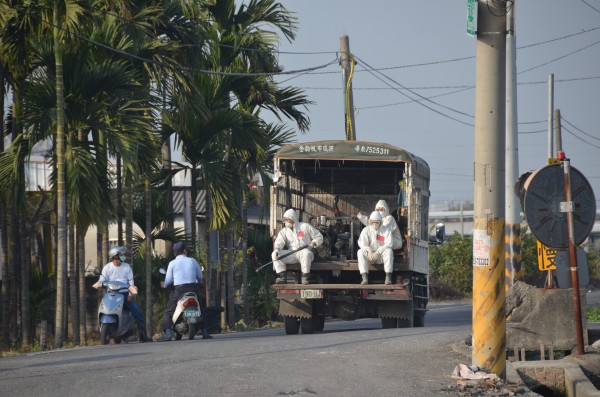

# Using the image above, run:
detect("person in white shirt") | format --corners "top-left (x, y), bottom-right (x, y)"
top-left (357, 211), bottom-right (394, 285)
top-left (272, 208), bottom-right (323, 285)
top-left (92, 246), bottom-right (151, 342)
top-left (357, 199), bottom-right (403, 249)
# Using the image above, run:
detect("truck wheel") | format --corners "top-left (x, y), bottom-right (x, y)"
top-left (316, 315), bottom-right (325, 332)
top-left (413, 312), bottom-right (425, 327)
top-left (381, 317), bottom-right (397, 329)
top-left (300, 317), bottom-right (316, 334)
top-left (284, 316), bottom-right (300, 335)
top-left (100, 323), bottom-right (111, 345)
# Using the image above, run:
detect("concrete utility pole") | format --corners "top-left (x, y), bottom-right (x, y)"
top-left (472, 0), bottom-right (507, 378)
top-left (340, 35), bottom-right (356, 140)
top-left (548, 74), bottom-right (554, 161)
top-left (505, 1), bottom-right (521, 288)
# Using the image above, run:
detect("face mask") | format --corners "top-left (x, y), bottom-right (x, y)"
top-left (119, 255), bottom-right (126, 262)
top-left (370, 223), bottom-right (379, 231)
top-left (285, 221), bottom-right (293, 229)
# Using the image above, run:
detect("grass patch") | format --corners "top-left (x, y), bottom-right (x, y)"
top-left (588, 305), bottom-right (600, 322)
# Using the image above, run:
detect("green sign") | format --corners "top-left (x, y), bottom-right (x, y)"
top-left (467, 0), bottom-right (476, 36)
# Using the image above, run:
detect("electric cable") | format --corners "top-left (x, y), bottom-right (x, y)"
top-left (562, 117), bottom-right (600, 142)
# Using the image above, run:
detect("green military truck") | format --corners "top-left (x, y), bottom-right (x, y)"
top-left (269, 140), bottom-right (431, 334)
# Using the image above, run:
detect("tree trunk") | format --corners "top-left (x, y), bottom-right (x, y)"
top-left (0, 202), bottom-right (8, 342)
top-left (68, 222), bottom-right (80, 344)
top-left (53, 1), bottom-right (68, 348)
top-left (162, 136), bottom-right (173, 258)
top-left (0, 60), bottom-right (9, 343)
top-left (241, 177), bottom-right (249, 324)
top-left (227, 228), bottom-right (235, 329)
top-left (125, 170), bottom-right (133, 259)
top-left (19, 215), bottom-right (31, 345)
top-left (117, 154), bottom-right (123, 246)
top-left (145, 179), bottom-right (153, 337)
top-left (77, 227), bottom-right (86, 344)
top-left (190, 166), bottom-right (198, 250)
top-left (204, 187), bottom-right (212, 307)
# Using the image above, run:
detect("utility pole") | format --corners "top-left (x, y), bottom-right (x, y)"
top-left (472, 0), bottom-right (507, 378)
top-left (505, 0), bottom-right (521, 288)
top-left (547, 74), bottom-right (554, 161)
top-left (340, 35), bottom-right (356, 140)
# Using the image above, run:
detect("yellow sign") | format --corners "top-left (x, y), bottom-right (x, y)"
top-left (537, 241), bottom-right (557, 271)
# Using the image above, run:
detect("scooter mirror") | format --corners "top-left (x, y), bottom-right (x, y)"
top-left (159, 268), bottom-right (167, 275)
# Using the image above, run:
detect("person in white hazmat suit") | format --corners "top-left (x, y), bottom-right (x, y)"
top-left (357, 199), bottom-right (403, 250)
top-left (357, 211), bottom-right (394, 285)
top-left (272, 208), bottom-right (324, 285)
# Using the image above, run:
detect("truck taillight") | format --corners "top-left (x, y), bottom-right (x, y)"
top-left (278, 289), bottom-right (300, 295)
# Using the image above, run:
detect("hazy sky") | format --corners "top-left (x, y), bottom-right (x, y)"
top-left (267, 0), bottom-right (600, 208)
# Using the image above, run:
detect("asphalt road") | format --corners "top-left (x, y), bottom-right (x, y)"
top-left (0, 302), bottom-right (473, 397)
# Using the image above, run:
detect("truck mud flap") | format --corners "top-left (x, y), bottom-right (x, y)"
top-left (279, 299), bottom-right (312, 318)
top-left (377, 300), bottom-right (412, 319)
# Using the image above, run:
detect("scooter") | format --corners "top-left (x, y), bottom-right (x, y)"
top-left (160, 268), bottom-right (202, 340)
top-left (97, 280), bottom-right (135, 345)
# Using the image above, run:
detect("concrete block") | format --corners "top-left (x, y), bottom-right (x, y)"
top-left (506, 282), bottom-right (588, 351)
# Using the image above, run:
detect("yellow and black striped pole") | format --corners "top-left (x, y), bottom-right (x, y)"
top-left (472, 0), bottom-right (507, 378)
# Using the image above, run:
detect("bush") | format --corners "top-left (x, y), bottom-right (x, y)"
top-left (429, 232), bottom-right (473, 296)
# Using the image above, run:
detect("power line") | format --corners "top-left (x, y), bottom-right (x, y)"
top-left (16, 4), bottom-right (340, 78)
top-left (562, 125), bottom-right (600, 149)
top-left (579, 0), bottom-right (600, 14)
top-left (518, 38), bottom-right (600, 75)
top-left (562, 117), bottom-right (600, 142)
top-left (353, 56), bottom-right (475, 127)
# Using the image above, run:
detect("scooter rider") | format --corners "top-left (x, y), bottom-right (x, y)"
top-left (160, 242), bottom-right (210, 341)
top-left (92, 246), bottom-right (151, 342)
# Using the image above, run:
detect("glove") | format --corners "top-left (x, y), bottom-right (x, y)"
top-left (310, 241), bottom-right (318, 250)
top-left (274, 249), bottom-right (280, 260)
top-left (367, 251), bottom-right (381, 262)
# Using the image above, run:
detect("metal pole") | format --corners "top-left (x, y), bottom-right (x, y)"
top-left (547, 74), bottom-right (554, 161)
top-left (472, 0), bottom-right (507, 378)
top-left (505, 1), bottom-right (521, 288)
top-left (340, 35), bottom-right (356, 141)
top-left (562, 157), bottom-right (585, 355)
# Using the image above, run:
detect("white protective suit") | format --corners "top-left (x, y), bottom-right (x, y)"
top-left (272, 209), bottom-right (324, 274)
top-left (357, 211), bottom-right (394, 274)
top-left (357, 199), bottom-right (403, 250)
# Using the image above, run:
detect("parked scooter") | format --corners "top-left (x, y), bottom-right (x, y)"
top-left (159, 268), bottom-right (202, 340)
top-left (97, 280), bottom-right (136, 345)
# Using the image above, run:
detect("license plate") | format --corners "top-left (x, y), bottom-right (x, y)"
top-left (184, 310), bottom-right (200, 318)
top-left (300, 289), bottom-right (322, 299)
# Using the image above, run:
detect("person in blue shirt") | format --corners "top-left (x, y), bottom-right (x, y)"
top-left (160, 242), bottom-right (209, 341)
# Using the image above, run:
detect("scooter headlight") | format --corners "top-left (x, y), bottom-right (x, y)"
top-left (107, 283), bottom-right (121, 290)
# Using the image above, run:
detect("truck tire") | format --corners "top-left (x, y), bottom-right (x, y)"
top-left (381, 317), bottom-right (397, 329)
top-left (284, 316), bottom-right (300, 335)
top-left (316, 315), bottom-right (325, 332)
top-left (413, 312), bottom-right (425, 327)
top-left (300, 317), bottom-right (316, 334)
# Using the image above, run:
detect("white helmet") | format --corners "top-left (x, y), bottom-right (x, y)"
top-left (108, 246), bottom-right (127, 259)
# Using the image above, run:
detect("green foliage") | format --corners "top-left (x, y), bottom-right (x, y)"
top-left (587, 248), bottom-right (600, 280)
top-left (235, 227), bottom-right (278, 323)
top-left (429, 232), bottom-right (473, 296)
top-left (587, 305), bottom-right (600, 322)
